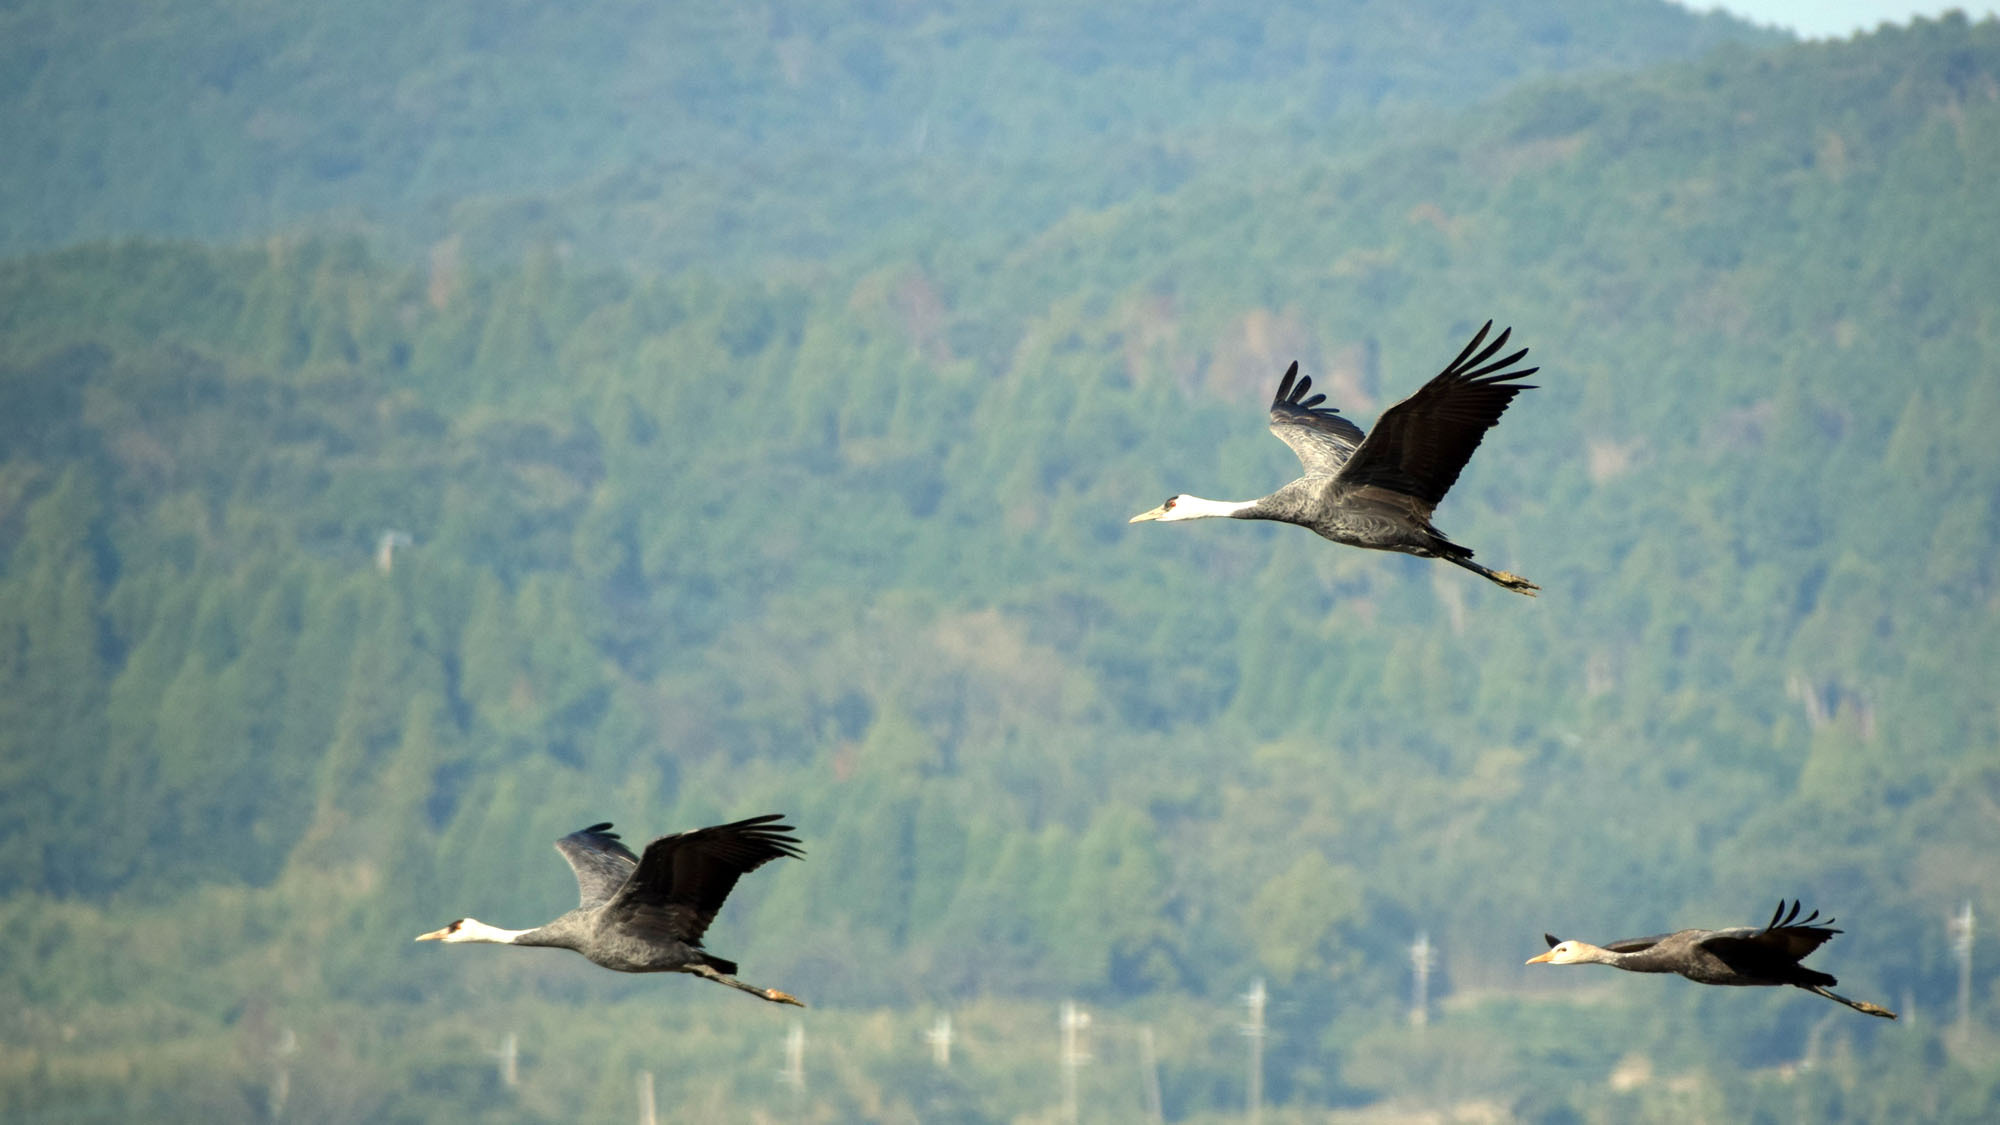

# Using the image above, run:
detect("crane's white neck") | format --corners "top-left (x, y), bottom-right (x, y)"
top-left (419, 917), bottom-right (534, 945)
top-left (1161, 495), bottom-right (1257, 521)
top-left (1531, 939), bottom-right (1621, 967)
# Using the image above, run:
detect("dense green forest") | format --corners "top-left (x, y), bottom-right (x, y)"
top-left (5, 3), bottom-right (2000, 1122)
top-left (0, 0), bottom-right (1777, 270)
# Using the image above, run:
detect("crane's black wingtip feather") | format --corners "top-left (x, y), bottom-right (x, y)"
top-left (1271, 363), bottom-right (1354, 424)
top-left (1273, 362), bottom-right (1301, 405)
top-left (1543, 933), bottom-right (1561, 948)
top-left (735, 813), bottom-right (807, 860)
top-left (730, 812), bottom-right (789, 827)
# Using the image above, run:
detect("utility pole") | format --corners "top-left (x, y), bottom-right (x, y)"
top-left (782, 1019), bottom-right (807, 1095)
top-left (1138, 1024), bottom-right (1165, 1125)
top-left (375, 529), bottom-right (412, 573)
top-left (1410, 931), bottom-right (1435, 1028)
top-left (636, 1070), bottom-right (657, 1125)
top-left (926, 1013), bottom-right (954, 1068)
top-left (1060, 1001), bottom-right (1091, 1125)
top-left (269, 1026), bottom-right (297, 1120)
top-left (1242, 978), bottom-right (1266, 1125)
top-left (1952, 900), bottom-right (1976, 1041)
top-left (492, 1031), bottom-right (519, 1089)
top-left (1800, 1013), bottom-right (1831, 1071)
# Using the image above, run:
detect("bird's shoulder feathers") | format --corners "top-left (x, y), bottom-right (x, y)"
top-left (555, 822), bottom-right (640, 908)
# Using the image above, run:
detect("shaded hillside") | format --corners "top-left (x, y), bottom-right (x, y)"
top-left (4, 14), bottom-right (2000, 1125)
top-left (0, 0), bottom-right (1778, 267)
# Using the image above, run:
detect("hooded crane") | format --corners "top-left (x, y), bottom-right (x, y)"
top-left (417, 814), bottom-right (806, 1006)
top-left (1527, 899), bottom-right (1896, 1019)
top-left (1129, 321), bottom-right (1539, 594)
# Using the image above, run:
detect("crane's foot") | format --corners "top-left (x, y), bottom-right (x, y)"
top-left (1491, 570), bottom-right (1540, 596)
top-left (1817, 985), bottom-right (1898, 1019)
top-left (765, 989), bottom-right (806, 1007)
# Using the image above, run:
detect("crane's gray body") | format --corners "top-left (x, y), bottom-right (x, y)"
top-left (1243, 478), bottom-right (1464, 558)
top-left (513, 908), bottom-right (721, 974)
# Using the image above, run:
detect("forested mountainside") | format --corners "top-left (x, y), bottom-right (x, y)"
top-left (0, 0), bottom-right (1777, 268)
top-left (5, 9), bottom-right (2000, 1125)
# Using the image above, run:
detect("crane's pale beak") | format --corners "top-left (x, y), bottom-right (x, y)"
top-left (415, 927), bottom-right (451, 942)
top-left (1525, 949), bottom-right (1556, 965)
top-left (1129, 504), bottom-right (1168, 523)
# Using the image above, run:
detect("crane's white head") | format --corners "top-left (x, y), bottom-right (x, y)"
top-left (416, 917), bottom-right (527, 944)
top-left (1526, 937), bottom-right (1602, 966)
top-left (1129, 495), bottom-right (1249, 523)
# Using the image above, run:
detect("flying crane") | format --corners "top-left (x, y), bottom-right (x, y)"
top-left (1527, 899), bottom-right (1896, 1019)
top-left (1130, 321), bottom-right (1539, 594)
top-left (417, 815), bottom-right (807, 1006)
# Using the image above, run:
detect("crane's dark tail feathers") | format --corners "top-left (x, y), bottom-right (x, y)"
top-left (1804, 984), bottom-right (1897, 1019)
top-left (1440, 549), bottom-right (1539, 596)
top-left (692, 961), bottom-right (807, 1007)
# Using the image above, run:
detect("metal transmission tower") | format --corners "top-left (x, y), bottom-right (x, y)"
top-left (1059, 1001), bottom-right (1091, 1125)
top-left (1242, 978), bottom-right (1267, 1125)
top-left (1410, 931), bottom-right (1436, 1028)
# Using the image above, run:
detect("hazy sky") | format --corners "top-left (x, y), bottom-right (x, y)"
top-left (1694, 1), bottom-right (1998, 37)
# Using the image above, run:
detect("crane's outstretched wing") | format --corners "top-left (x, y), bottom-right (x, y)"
top-left (603, 814), bottom-right (804, 944)
top-left (1330, 321), bottom-right (1536, 507)
top-left (1269, 361), bottom-right (1366, 477)
top-left (1699, 899), bottom-right (1842, 967)
top-left (555, 823), bottom-right (640, 908)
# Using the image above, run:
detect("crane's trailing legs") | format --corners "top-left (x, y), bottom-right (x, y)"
top-left (1805, 985), bottom-right (1897, 1019)
top-left (1441, 550), bottom-right (1539, 596)
top-left (692, 962), bottom-right (806, 1006)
